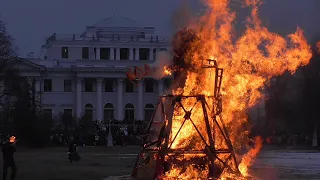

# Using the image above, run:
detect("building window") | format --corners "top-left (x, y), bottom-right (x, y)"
top-left (84, 104), bottom-right (93, 121)
top-left (64, 79), bottom-right (72, 92)
top-left (43, 109), bottom-right (52, 119)
top-left (139, 48), bottom-right (149, 60)
top-left (100, 48), bottom-right (110, 60)
top-left (63, 109), bottom-right (73, 119)
top-left (84, 79), bottom-right (93, 92)
top-left (104, 78), bottom-right (113, 92)
top-left (153, 48), bottom-right (157, 60)
top-left (120, 48), bottom-right (129, 60)
top-left (94, 48), bottom-right (97, 59)
top-left (144, 104), bottom-right (154, 122)
top-left (133, 48), bottom-right (137, 60)
top-left (44, 79), bottom-right (52, 92)
top-left (113, 49), bottom-right (116, 60)
top-left (160, 48), bottom-right (167, 52)
top-left (125, 79), bottom-right (134, 92)
top-left (124, 103), bottom-right (134, 122)
top-left (82, 47), bottom-right (89, 59)
top-left (61, 47), bottom-right (69, 59)
top-left (104, 103), bottom-right (114, 123)
top-left (145, 79), bottom-right (154, 93)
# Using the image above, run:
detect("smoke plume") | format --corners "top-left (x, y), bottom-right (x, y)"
top-left (148, 51), bottom-right (172, 79)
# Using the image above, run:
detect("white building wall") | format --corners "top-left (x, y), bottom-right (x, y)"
top-left (46, 46), bottom-right (60, 60)
top-left (69, 47), bottom-right (82, 60)
top-left (20, 16), bottom-right (171, 122)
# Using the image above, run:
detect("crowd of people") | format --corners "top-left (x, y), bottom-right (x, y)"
top-left (265, 131), bottom-right (319, 147)
top-left (49, 119), bottom-right (149, 147)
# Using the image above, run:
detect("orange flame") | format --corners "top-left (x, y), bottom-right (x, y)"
top-left (163, 0), bottom-right (312, 179)
top-left (9, 136), bottom-right (16, 143)
top-left (239, 136), bottom-right (263, 176)
top-left (164, 66), bottom-right (172, 75)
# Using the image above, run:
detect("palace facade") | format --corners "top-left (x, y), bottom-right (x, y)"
top-left (18, 16), bottom-right (171, 122)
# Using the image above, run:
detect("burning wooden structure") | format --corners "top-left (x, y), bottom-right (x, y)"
top-left (131, 59), bottom-right (243, 179)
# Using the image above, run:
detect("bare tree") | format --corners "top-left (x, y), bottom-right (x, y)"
top-left (0, 18), bottom-right (22, 134)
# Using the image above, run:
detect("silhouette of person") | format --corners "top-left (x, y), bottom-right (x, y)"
top-left (2, 136), bottom-right (17, 180)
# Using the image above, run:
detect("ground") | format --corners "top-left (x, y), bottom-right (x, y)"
top-left (251, 148), bottom-right (320, 180)
top-left (0, 146), bottom-right (319, 180)
top-left (1, 146), bottom-right (140, 180)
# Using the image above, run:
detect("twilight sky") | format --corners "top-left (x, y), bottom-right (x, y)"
top-left (0, 0), bottom-right (319, 56)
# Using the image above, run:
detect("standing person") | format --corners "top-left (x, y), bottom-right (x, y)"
top-left (68, 137), bottom-right (80, 162)
top-left (2, 136), bottom-right (17, 180)
top-left (68, 137), bottom-right (75, 162)
top-left (94, 134), bottom-right (99, 146)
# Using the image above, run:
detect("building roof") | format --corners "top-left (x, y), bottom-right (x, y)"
top-left (92, 16), bottom-right (141, 28)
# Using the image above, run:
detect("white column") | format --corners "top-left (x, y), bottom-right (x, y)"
top-left (35, 77), bottom-right (41, 92)
top-left (96, 78), bottom-right (103, 122)
top-left (138, 79), bottom-right (144, 120)
top-left (26, 77), bottom-right (34, 99)
top-left (129, 48), bottom-right (134, 60)
top-left (76, 78), bottom-right (83, 119)
top-left (116, 48), bottom-right (120, 60)
top-left (26, 77), bottom-right (33, 87)
top-left (117, 78), bottom-right (124, 121)
top-left (90, 47), bottom-right (95, 59)
top-left (149, 48), bottom-right (154, 61)
top-left (34, 77), bottom-right (42, 114)
top-left (135, 48), bottom-right (139, 60)
top-left (110, 48), bottom-right (114, 60)
top-left (158, 79), bottom-right (164, 95)
top-left (96, 48), bottom-right (100, 60)
top-left (26, 77), bottom-right (34, 113)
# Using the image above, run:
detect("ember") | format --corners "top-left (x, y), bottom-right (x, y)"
top-left (131, 0), bottom-right (312, 179)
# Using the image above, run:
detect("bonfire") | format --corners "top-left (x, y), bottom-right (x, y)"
top-left (131, 0), bottom-right (312, 179)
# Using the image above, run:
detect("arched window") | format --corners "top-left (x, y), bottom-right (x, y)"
top-left (144, 104), bottom-right (154, 122)
top-left (84, 104), bottom-right (93, 121)
top-left (104, 103), bottom-right (114, 123)
top-left (124, 103), bottom-right (134, 122)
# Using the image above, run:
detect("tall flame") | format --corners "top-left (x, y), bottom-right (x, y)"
top-left (164, 0), bottom-right (312, 179)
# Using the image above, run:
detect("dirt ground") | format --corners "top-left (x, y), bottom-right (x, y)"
top-left (0, 146), bottom-right (140, 180)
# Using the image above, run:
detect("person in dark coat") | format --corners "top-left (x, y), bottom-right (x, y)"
top-left (68, 137), bottom-right (80, 162)
top-left (2, 136), bottom-right (17, 180)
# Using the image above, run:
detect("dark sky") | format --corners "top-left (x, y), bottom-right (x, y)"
top-left (1, 0), bottom-right (319, 56)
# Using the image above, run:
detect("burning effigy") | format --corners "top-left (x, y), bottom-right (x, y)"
top-left (130, 0), bottom-right (312, 179)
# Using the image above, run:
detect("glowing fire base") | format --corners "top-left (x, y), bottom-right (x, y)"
top-left (131, 95), bottom-right (243, 179)
top-left (131, 60), bottom-right (245, 179)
